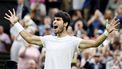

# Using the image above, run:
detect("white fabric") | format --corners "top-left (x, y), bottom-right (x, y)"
top-left (10, 35), bottom-right (27, 62)
top-left (103, 30), bottom-right (109, 36)
top-left (12, 22), bottom-right (24, 37)
top-left (17, 4), bottom-right (23, 19)
top-left (40, 35), bottom-right (82, 69)
top-left (72, 0), bottom-right (85, 10)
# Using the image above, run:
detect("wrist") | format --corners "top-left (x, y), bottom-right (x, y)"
top-left (13, 22), bottom-right (24, 35)
top-left (103, 30), bottom-right (109, 36)
top-left (13, 17), bottom-right (19, 25)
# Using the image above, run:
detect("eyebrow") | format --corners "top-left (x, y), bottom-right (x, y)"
top-left (53, 18), bottom-right (62, 20)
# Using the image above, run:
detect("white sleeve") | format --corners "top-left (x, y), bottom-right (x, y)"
top-left (73, 36), bottom-right (82, 49)
top-left (10, 27), bottom-right (18, 37)
top-left (11, 22), bottom-right (24, 37)
top-left (39, 35), bottom-right (50, 47)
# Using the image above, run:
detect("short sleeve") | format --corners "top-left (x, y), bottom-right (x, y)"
top-left (73, 36), bottom-right (82, 49)
top-left (39, 35), bottom-right (51, 47)
top-left (10, 27), bottom-right (18, 37)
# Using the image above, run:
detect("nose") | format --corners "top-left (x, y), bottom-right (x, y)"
top-left (53, 20), bottom-right (57, 25)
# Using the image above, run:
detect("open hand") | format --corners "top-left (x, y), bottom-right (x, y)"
top-left (106, 16), bottom-right (120, 33)
top-left (4, 9), bottom-right (19, 25)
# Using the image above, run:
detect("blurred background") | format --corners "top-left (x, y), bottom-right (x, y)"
top-left (0, 0), bottom-right (122, 69)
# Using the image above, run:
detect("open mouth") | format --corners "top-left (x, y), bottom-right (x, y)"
top-left (53, 26), bottom-right (58, 29)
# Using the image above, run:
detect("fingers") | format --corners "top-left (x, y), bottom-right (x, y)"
top-left (114, 22), bottom-right (120, 28)
top-left (4, 9), bottom-right (15, 20)
top-left (112, 22), bottom-right (120, 31)
top-left (4, 16), bottom-right (9, 20)
top-left (111, 16), bottom-right (117, 23)
top-left (114, 19), bottom-right (120, 25)
top-left (13, 8), bottom-right (15, 16)
top-left (5, 13), bottom-right (10, 18)
top-left (8, 10), bottom-right (13, 16)
top-left (105, 19), bottom-right (109, 28)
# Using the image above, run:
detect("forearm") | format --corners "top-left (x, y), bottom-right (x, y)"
top-left (87, 16), bottom-right (96, 26)
top-left (94, 33), bottom-right (108, 47)
top-left (79, 30), bottom-right (109, 49)
top-left (13, 22), bottom-right (43, 46)
top-left (20, 31), bottom-right (43, 46)
top-left (98, 16), bottom-right (105, 25)
top-left (20, 30), bottom-right (33, 44)
top-left (13, 22), bottom-right (33, 43)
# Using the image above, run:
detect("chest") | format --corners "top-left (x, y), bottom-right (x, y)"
top-left (45, 38), bottom-right (75, 51)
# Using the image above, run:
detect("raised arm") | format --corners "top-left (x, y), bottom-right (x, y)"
top-left (79, 17), bottom-right (120, 49)
top-left (4, 9), bottom-right (43, 46)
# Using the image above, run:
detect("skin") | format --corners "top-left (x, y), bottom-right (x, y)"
top-left (4, 9), bottom-right (120, 49)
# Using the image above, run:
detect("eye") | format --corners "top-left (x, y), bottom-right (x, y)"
top-left (57, 19), bottom-right (60, 21)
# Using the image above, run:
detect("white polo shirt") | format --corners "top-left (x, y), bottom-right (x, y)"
top-left (40, 35), bottom-right (81, 69)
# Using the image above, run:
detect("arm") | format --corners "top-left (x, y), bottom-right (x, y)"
top-left (87, 10), bottom-right (105, 26)
top-left (20, 30), bottom-right (43, 46)
top-left (79, 17), bottom-right (120, 49)
top-left (79, 33), bottom-right (107, 49)
top-left (4, 9), bottom-right (43, 46)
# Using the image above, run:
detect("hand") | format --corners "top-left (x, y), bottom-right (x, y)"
top-left (106, 16), bottom-right (120, 33)
top-left (4, 9), bottom-right (19, 25)
top-left (94, 10), bottom-right (102, 19)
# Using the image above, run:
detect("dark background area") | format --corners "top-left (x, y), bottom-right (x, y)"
top-left (0, 0), bottom-right (17, 35)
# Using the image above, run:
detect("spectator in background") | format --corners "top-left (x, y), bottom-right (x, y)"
top-left (45, 0), bottom-right (62, 14)
top-left (90, 53), bottom-right (104, 69)
top-left (38, 16), bottom-right (53, 36)
top-left (61, 0), bottom-right (71, 11)
top-left (115, 5), bottom-right (122, 29)
top-left (16, 0), bottom-right (29, 20)
top-left (29, 0), bottom-right (45, 4)
top-left (109, 40), bottom-right (121, 56)
top-left (72, 0), bottom-right (85, 10)
top-left (30, 0), bottom-right (46, 17)
top-left (74, 20), bottom-right (88, 39)
top-left (48, 8), bottom-right (59, 18)
top-left (104, 9), bottom-right (113, 21)
top-left (10, 14), bottom-right (37, 62)
top-left (81, 49), bottom-right (93, 69)
top-left (106, 51), bottom-right (122, 69)
top-left (0, 25), bottom-right (11, 53)
top-left (18, 44), bottom-right (42, 69)
top-left (107, 0), bottom-right (122, 11)
top-left (67, 26), bottom-right (74, 36)
top-left (27, 59), bottom-right (37, 69)
top-left (87, 10), bottom-right (106, 38)
top-left (69, 10), bottom-right (87, 31)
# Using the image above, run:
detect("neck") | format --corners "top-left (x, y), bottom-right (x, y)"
top-left (57, 29), bottom-right (68, 37)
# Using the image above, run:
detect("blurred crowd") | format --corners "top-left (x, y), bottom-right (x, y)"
top-left (0, 0), bottom-right (122, 69)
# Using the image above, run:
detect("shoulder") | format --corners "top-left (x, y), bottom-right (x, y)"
top-left (2, 33), bottom-right (9, 37)
top-left (43, 35), bottom-right (56, 38)
top-left (70, 36), bottom-right (82, 40)
top-left (40, 35), bottom-right (56, 40)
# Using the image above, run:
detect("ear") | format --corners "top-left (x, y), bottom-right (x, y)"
top-left (64, 22), bottom-right (68, 27)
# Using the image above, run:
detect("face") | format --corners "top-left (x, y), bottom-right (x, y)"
top-left (53, 17), bottom-right (66, 34)
top-left (17, 0), bottom-right (24, 5)
top-left (105, 10), bottom-right (113, 19)
top-left (94, 56), bottom-right (100, 63)
top-left (0, 26), bottom-right (3, 34)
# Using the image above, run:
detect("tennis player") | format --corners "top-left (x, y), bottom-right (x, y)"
top-left (4, 9), bottom-right (120, 69)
